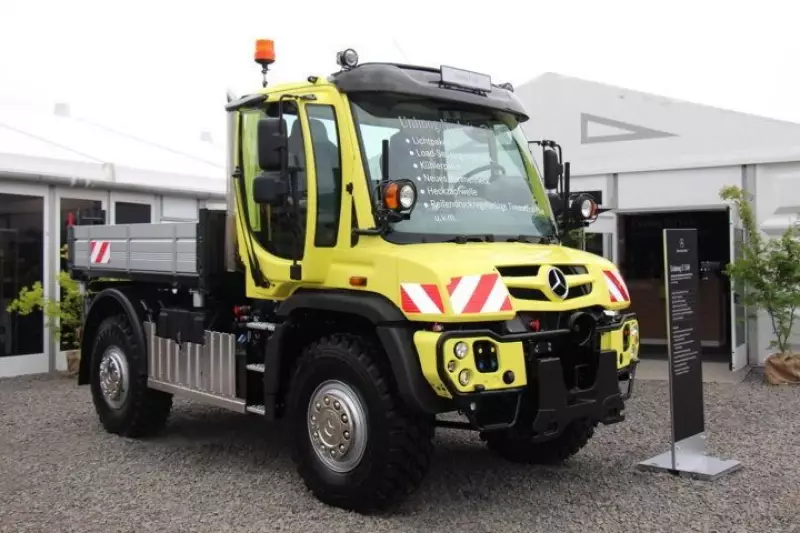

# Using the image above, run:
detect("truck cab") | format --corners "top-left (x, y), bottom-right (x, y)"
top-left (68, 42), bottom-right (640, 514)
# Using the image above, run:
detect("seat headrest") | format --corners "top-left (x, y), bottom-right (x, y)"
top-left (307, 118), bottom-right (330, 141)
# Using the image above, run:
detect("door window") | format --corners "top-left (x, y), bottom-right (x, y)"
top-left (242, 101), bottom-right (308, 261)
top-left (306, 104), bottom-right (342, 247)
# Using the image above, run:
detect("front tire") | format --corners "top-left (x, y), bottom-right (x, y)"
top-left (89, 314), bottom-right (173, 437)
top-left (286, 333), bottom-right (435, 513)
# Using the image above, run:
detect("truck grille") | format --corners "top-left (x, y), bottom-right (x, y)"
top-left (497, 264), bottom-right (593, 302)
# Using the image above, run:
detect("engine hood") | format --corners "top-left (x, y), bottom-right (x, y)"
top-left (383, 242), bottom-right (630, 321)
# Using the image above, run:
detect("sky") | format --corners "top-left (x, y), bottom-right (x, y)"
top-left (2, 0), bottom-right (800, 150)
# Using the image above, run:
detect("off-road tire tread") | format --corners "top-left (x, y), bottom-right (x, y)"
top-left (90, 314), bottom-right (172, 438)
top-left (288, 332), bottom-right (434, 513)
top-left (484, 417), bottom-right (595, 465)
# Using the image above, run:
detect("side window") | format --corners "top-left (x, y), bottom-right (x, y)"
top-left (242, 101), bottom-right (308, 260)
top-left (306, 105), bottom-right (342, 247)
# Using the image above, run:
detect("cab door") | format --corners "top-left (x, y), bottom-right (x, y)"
top-left (295, 88), bottom-right (354, 283)
top-left (236, 97), bottom-right (312, 299)
top-left (236, 88), bottom-right (352, 299)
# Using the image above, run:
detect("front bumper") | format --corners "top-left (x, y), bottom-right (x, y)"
top-left (423, 313), bottom-right (639, 433)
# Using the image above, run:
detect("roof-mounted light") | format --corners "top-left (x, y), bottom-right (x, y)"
top-left (254, 39), bottom-right (275, 66)
top-left (336, 48), bottom-right (359, 70)
top-left (254, 39), bottom-right (275, 88)
top-left (440, 65), bottom-right (492, 93)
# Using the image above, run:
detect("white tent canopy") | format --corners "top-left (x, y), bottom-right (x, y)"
top-left (516, 73), bottom-right (800, 176)
top-left (0, 100), bottom-right (226, 198)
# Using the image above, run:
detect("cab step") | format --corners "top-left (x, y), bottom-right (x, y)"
top-left (246, 321), bottom-right (276, 332)
top-left (246, 363), bottom-right (265, 373)
top-left (246, 404), bottom-right (266, 416)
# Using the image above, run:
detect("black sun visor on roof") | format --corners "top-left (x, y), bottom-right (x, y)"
top-left (328, 63), bottom-right (530, 122)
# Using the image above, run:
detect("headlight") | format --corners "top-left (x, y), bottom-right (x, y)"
top-left (399, 183), bottom-right (416, 209)
top-left (580, 198), bottom-right (595, 218)
top-left (570, 192), bottom-right (598, 220)
top-left (458, 369), bottom-right (471, 386)
top-left (336, 48), bottom-right (359, 69)
top-left (382, 179), bottom-right (418, 212)
top-left (454, 341), bottom-right (469, 359)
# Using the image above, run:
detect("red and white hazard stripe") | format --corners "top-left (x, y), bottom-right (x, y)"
top-left (400, 283), bottom-right (444, 314)
top-left (603, 269), bottom-right (630, 303)
top-left (90, 240), bottom-right (111, 264)
top-left (447, 273), bottom-right (512, 314)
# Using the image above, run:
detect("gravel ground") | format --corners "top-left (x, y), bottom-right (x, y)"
top-left (1, 371), bottom-right (799, 533)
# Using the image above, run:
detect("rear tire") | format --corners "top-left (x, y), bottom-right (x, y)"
top-left (89, 314), bottom-right (172, 438)
top-left (286, 333), bottom-right (435, 513)
top-left (482, 417), bottom-right (595, 465)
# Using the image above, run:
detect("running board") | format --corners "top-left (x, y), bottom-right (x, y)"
top-left (148, 379), bottom-right (247, 413)
top-left (143, 321), bottom-right (270, 417)
top-left (246, 404), bottom-right (266, 415)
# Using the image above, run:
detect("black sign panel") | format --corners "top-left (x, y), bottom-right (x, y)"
top-left (663, 228), bottom-right (705, 442)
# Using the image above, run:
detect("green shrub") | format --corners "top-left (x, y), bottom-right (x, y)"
top-left (720, 185), bottom-right (800, 354)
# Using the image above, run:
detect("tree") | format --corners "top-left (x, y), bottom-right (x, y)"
top-left (719, 185), bottom-right (800, 363)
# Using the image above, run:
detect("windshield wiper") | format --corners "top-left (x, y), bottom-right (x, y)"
top-left (505, 234), bottom-right (554, 244)
top-left (445, 234), bottom-right (495, 244)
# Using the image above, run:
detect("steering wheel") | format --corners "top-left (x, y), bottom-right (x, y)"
top-left (462, 162), bottom-right (508, 180)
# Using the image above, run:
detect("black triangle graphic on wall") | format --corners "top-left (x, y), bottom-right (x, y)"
top-left (580, 113), bottom-right (677, 144)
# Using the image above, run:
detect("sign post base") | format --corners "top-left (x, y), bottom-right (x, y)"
top-left (637, 433), bottom-right (742, 481)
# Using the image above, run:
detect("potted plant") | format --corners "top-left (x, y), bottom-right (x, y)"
top-left (720, 185), bottom-right (800, 384)
top-left (6, 247), bottom-right (85, 377)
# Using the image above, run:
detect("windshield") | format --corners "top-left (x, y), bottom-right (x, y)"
top-left (350, 95), bottom-right (556, 243)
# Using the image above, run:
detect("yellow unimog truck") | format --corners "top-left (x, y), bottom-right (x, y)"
top-left (68, 40), bottom-right (640, 513)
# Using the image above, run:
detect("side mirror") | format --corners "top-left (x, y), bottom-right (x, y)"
top-left (257, 117), bottom-right (287, 171)
top-left (542, 149), bottom-right (562, 190)
top-left (253, 173), bottom-right (289, 205)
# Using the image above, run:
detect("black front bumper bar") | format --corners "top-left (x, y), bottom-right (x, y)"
top-left (434, 316), bottom-right (637, 433)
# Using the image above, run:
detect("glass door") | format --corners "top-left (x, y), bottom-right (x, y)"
top-left (584, 214), bottom-right (616, 262)
top-left (55, 189), bottom-right (108, 371)
top-left (729, 206), bottom-right (748, 371)
top-left (0, 183), bottom-right (47, 378)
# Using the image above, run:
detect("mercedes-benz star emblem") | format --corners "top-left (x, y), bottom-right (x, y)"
top-left (547, 267), bottom-right (569, 299)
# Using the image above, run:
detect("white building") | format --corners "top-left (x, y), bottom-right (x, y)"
top-left (517, 73), bottom-right (800, 372)
top-left (0, 102), bottom-right (226, 378)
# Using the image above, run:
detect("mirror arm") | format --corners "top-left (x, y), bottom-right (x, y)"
top-left (562, 161), bottom-right (571, 235)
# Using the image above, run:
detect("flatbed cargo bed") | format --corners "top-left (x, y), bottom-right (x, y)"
top-left (68, 208), bottom-right (228, 288)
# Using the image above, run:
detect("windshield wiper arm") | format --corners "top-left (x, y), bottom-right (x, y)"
top-left (505, 234), bottom-right (553, 244)
top-left (445, 234), bottom-right (495, 244)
